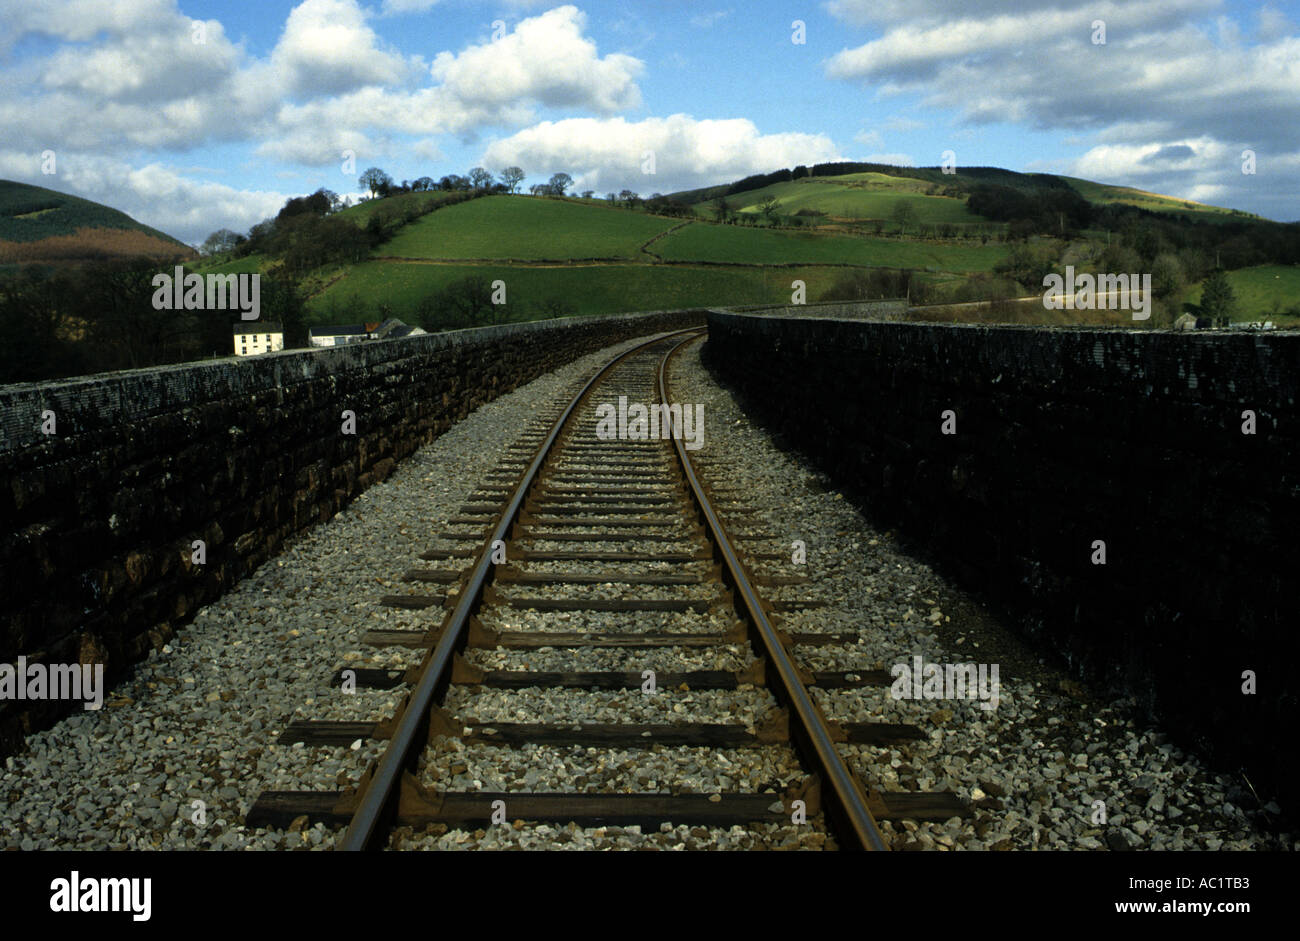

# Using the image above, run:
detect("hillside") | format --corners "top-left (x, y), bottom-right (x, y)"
top-left (185, 162), bottom-right (1296, 332)
top-left (695, 171), bottom-right (981, 225)
top-left (0, 179), bottom-right (193, 265)
top-left (292, 191), bottom-right (1013, 323)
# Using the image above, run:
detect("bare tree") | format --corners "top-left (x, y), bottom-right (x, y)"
top-left (499, 166), bottom-right (525, 193)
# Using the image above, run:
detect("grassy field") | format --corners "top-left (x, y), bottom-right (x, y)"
top-left (307, 260), bottom-right (855, 322)
top-left (379, 195), bottom-right (681, 260)
top-left (654, 221), bottom-right (1007, 272)
top-left (709, 173), bottom-right (980, 224)
top-left (1188, 265), bottom-right (1300, 322)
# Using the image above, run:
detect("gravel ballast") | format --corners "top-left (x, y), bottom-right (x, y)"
top-left (669, 336), bottom-right (1296, 852)
top-left (4, 329), bottom-right (1290, 853)
top-left (0, 334), bottom-right (662, 851)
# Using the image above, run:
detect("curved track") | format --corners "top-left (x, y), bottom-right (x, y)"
top-left (249, 330), bottom-right (894, 850)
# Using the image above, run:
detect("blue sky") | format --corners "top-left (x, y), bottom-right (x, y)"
top-left (2, 0), bottom-right (1297, 245)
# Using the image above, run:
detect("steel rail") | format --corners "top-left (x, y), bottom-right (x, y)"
top-left (658, 333), bottom-right (889, 851)
top-left (339, 328), bottom-right (703, 851)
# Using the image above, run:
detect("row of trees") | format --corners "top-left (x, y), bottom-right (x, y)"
top-left (818, 267), bottom-right (939, 306)
top-left (356, 165), bottom-right (574, 200)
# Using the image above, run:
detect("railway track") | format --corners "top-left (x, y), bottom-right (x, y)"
top-left (248, 329), bottom-right (967, 850)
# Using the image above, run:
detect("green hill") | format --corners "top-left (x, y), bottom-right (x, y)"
top-left (703, 171), bottom-right (981, 225)
top-left (0, 179), bottom-right (193, 264)
top-left (193, 162), bottom-right (1291, 332)
top-left (379, 195), bottom-right (682, 261)
top-left (299, 190), bottom-right (1009, 323)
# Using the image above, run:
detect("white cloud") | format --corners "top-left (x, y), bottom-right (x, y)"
top-left (0, 0), bottom-right (648, 169)
top-left (0, 0), bottom-right (179, 45)
top-left (482, 114), bottom-right (838, 193)
top-left (250, 3), bottom-right (649, 163)
top-left (270, 0), bottom-right (417, 97)
top-left (430, 6), bottom-right (643, 114)
top-left (824, 0), bottom-right (1300, 217)
top-left (1256, 5), bottom-right (1294, 41)
top-left (38, 18), bottom-right (240, 101)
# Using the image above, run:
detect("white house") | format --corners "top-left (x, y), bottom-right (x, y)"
top-left (309, 319), bottom-right (426, 347)
top-left (233, 322), bottom-right (284, 356)
top-left (308, 323), bottom-right (372, 348)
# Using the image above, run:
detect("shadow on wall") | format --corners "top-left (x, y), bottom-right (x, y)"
top-left (704, 308), bottom-right (1300, 820)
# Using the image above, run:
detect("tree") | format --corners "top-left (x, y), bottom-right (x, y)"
top-left (892, 200), bottom-right (917, 235)
top-left (757, 195), bottom-right (781, 224)
top-left (618, 189), bottom-right (639, 208)
top-left (817, 267), bottom-right (930, 305)
top-left (1151, 252), bottom-right (1186, 300)
top-left (1199, 269), bottom-right (1236, 326)
top-left (88, 261), bottom-right (195, 370)
top-left (0, 266), bottom-right (88, 382)
top-left (200, 228), bottom-right (243, 256)
top-left (499, 166), bottom-right (525, 194)
top-left (420, 275), bottom-right (502, 329)
top-left (315, 187), bottom-right (341, 212)
top-left (995, 243), bottom-right (1058, 290)
top-left (548, 172), bottom-right (573, 196)
top-left (712, 196), bottom-right (731, 223)
top-left (359, 167), bottom-right (393, 199)
top-left (276, 188), bottom-right (334, 223)
top-left (581, 190), bottom-right (595, 200)
top-left (243, 217), bottom-right (277, 255)
top-left (412, 177), bottom-right (435, 192)
top-left (468, 167), bottom-right (494, 191)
